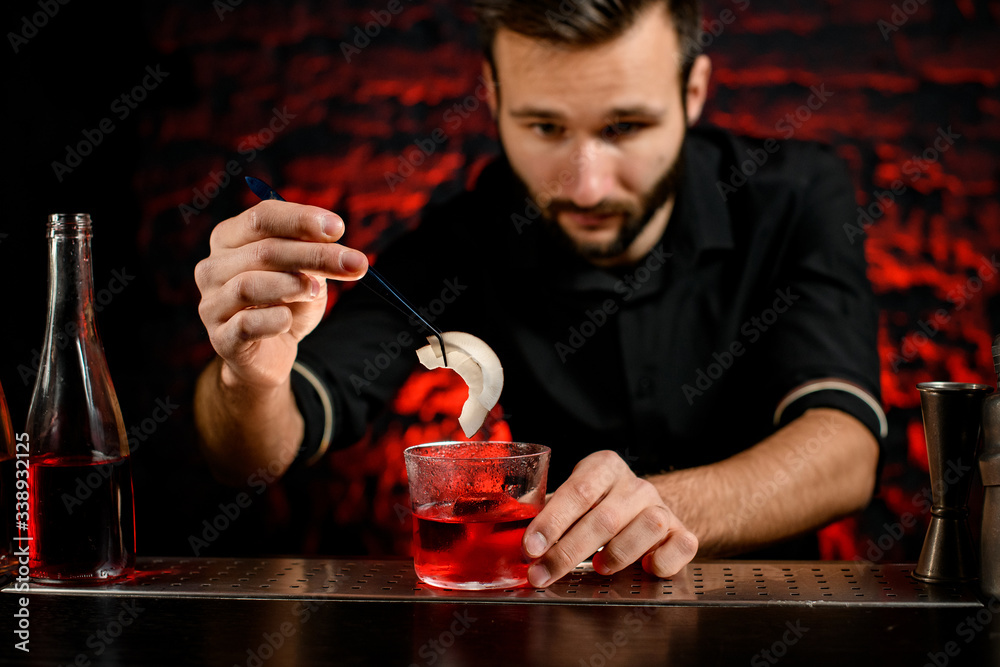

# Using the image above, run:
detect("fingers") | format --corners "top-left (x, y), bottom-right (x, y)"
top-left (526, 478), bottom-right (652, 586)
top-left (642, 529), bottom-right (699, 579)
top-left (523, 450), bottom-right (626, 564)
top-left (196, 235), bottom-right (368, 294)
top-left (216, 304), bottom-right (295, 348)
top-left (210, 200), bottom-right (344, 250)
top-left (194, 203), bottom-right (371, 339)
top-left (199, 270), bottom-right (324, 327)
top-left (593, 500), bottom-right (698, 579)
top-left (523, 450), bottom-right (698, 587)
top-left (196, 200), bottom-right (368, 293)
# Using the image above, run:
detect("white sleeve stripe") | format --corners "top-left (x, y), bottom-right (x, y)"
top-left (292, 361), bottom-right (334, 465)
top-left (773, 380), bottom-right (888, 439)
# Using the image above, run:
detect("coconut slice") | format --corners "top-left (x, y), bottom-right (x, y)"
top-left (416, 331), bottom-right (504, 438)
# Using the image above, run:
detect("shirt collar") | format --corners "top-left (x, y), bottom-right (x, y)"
top-left (670, 130), bottom-right (735, 257)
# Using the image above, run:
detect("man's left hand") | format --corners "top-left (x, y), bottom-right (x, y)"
top-left (522, 450), bottom-right (698, 587)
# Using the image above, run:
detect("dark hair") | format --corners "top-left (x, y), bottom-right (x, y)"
top-left (472, 0), bottom-right (703, 84)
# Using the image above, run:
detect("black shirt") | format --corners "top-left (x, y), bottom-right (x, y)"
top-left (292, 126), bottom-right (884, 493)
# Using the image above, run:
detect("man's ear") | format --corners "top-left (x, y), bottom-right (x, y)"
top-left (684, 54), bottom-right (712, 126)
top-left (482, 59), bottom-right (498, 119)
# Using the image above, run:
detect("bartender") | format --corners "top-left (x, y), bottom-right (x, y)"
top-left (193, 0), bottom-right (885, 588)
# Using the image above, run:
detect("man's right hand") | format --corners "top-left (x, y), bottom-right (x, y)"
top-left (194, 200), bottom-right (369, 390)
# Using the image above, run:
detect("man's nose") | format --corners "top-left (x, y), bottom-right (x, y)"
top-left (565, 139), bottom-right (616, 208)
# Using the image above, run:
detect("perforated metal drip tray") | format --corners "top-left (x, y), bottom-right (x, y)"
top-left (4, 558), bottom-right (984, 608)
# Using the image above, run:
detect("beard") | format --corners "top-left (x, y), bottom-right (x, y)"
top-left (509, 144), bottom-right (685, 262)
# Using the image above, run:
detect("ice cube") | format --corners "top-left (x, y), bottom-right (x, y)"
top-left (452, 493), bottom-right (508, 517)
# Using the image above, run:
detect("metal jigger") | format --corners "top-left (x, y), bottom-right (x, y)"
top-left (914, 381), bottom-right (993, 584)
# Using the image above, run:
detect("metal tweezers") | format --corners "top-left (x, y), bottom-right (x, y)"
top-left (244, 176), bottom-right (447, 367)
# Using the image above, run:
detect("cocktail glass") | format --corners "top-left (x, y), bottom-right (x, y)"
top-left (404, 441), bottom-right (550, 590)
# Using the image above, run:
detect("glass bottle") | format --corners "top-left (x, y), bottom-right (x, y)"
top-left (0, 380), bottom-right (15, 576)
top-left (25, 213), bottom-right (135, 584)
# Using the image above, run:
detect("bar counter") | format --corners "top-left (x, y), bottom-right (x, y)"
top-left (3, 557), bottom-right (998, 665)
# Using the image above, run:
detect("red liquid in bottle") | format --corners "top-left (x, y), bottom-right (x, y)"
top-left (413, 494), bottom-right (539, 590)
top-left (0, 457), bottom-right (16, 575)
top-left (29, 455), bottom-right (135, 584)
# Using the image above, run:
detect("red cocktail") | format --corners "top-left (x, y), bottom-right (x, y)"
top-left (413, 494), bottom-right (539, 589)
top-left (404, 442), bottom-right (550, 590)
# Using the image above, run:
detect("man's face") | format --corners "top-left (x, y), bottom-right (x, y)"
top-left (488, 5), bottom-right (706, 265)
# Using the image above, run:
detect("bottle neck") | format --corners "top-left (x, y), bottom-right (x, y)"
top-left (29, 213), bottom-right (127, 459)
top-left (43, 214), bottom-right (98, 352)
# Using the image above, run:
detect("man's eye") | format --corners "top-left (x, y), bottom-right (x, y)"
top-left (603, 121), bottom-right (643, 139)
top-left (531, 123), bottom-right (562, 138)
